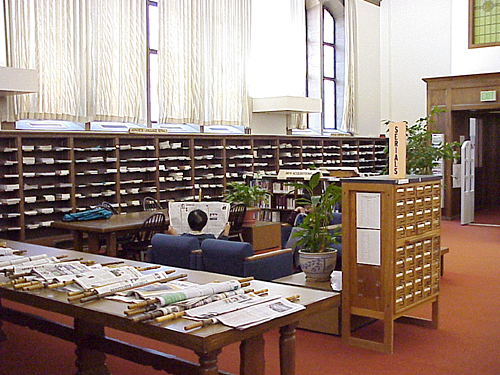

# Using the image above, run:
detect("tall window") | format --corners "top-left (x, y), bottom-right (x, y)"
top-left (323, 8), bottom-right (337, 129)
top-left (305, 3), bottom-right (344, 135)
top-left (148, 1), bottom-right (159, 125)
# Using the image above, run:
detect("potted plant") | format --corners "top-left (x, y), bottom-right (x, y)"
top-left (383, 107), bottom-right (461, 175)
top-left (223, 182), bottom-right (271, 224)
top-left (287, 172), bottom-right (342, 281)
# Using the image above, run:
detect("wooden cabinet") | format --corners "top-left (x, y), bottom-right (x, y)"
top-left (341, 175), bottom-right (441, 353)
top-left (242, 221), bottom-right (281, 252)
top-left (0, 131), bottom-right (387, 244)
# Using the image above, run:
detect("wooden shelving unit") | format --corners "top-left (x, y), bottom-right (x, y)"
top-left (0, 131), bottom-right (387, 243)
top-left (341, 175), bottom-right (442, 353)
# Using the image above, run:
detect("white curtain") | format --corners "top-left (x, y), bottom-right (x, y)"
top-left (1, 0), bottom-right (146, 124)
top-left (88, 0), bottom-right (146, 124)
top-left (341, 0), bottom-right (358, 133)
top-left (158, 0), bottom-right (251, 126)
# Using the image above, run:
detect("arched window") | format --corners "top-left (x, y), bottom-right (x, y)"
top-left (322, 8), bottom-right (337, 129)
top-left (306, 2), bottom-right (345, 135)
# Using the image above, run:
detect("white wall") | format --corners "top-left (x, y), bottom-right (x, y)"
top-left (378, 0), bottom-right (500, 135)
top-left (249, 113), bottom-right (288, 135)
top-left (355, 0), bottom-right (381, 136)
top-left (379, 0), bottom-right (452, 132)
top-left (451, 0), bottom-right (500, 75)
top-left (0, 5), bottom-right (6, 67)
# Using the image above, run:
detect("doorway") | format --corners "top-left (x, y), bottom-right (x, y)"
top-left (454, 110), bottom-right (500, 225)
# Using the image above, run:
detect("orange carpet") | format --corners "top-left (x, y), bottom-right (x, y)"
top-left (1, 220), bottom-right (499, 374)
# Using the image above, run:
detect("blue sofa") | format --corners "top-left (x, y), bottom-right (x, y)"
top-left (148, 233), bottom-right (200, 269)
top-left (200, 239), bottom-right (293, 281)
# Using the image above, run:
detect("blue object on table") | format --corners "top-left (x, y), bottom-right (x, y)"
top-left (62, 208), bottom-right (112, 222)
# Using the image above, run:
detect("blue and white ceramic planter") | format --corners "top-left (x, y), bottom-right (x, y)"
top-left (298, 249), bottom-right (337, 281)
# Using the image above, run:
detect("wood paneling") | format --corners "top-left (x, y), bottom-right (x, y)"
top-left (424, 72), bottom-right (500, 219)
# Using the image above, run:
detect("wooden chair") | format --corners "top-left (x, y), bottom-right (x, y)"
top-left (119, 213), bottom-right (167, 261)
top-left (227, 203), bottom-right (246, 241)
top-left (99, 201), bottom-right (118, 215)
top-left (143, 196), bottom-right (162, 211)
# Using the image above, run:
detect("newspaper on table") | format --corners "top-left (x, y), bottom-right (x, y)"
top-left (110, 280), bottom-right (200, 303)
top-left (32, 261), bottom-right (102, 283)
top-left (0, 247), bottom-right (21, 256)
top-left (0, 254), bottom-right (48, 270)
top-left (0, 255), bottom-right (21, 263)
top-left (185, 293), bottom-right (305, 330)
top-left (7, 256), bottom-right (62, 275)
top-left (73, 266), bottom-right (144, 291)
top-left (185, 293), bottom-right (280, 319)
top-left (168, 201), bottom-right (230, 236)
top-left (217, 297), bottom-right (305, 330)
top-left (87, 271), bottom-right (173, 297)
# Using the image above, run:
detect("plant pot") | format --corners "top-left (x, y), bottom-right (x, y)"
top-left (298, 249), bottom-right (337, 281)
top-left (243, 207), bottom-right (260, 224)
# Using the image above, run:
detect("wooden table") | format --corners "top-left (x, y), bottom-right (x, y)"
top-left (0, 239), bottom-right (337, 375)
top-left (276, 273), bottom-right (341, 335)
top-left (276, 273), bottom-right (373, 336)
top-left (51, 210), bottom-right (170, 257)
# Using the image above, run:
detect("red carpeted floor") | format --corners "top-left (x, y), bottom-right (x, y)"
top-left (1, 220), bottom-right (499, 375)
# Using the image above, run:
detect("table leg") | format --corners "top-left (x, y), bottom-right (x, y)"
top-left (195, 349), bottom-right (221, 375)
top-left (431, 297), bottom-right (439, 329)
top-left (279, 323), bottom-right (298, 375)
top-left (107, 233), bottom-right (117, 257)
top-left (74, 231), bottom-right (84, 252)
top-left (0, 299), bottom-right (8, 343)
top-left (240, 334), bottom-right (265, 375)
top-left (74, 318), bottom-right (110, 375)
top-left (87, 233), bottom-right (101, 255)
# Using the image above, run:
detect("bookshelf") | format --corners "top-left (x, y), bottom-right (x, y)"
top-left (0, 131), bottom-right (387, 244)
top-left (341, 175), bottom-right (441, 353)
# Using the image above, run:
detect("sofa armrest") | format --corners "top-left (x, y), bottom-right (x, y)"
top-left (243, 248), bottom-right (293, 281)
top-left (245, 248), bottom-right (292, 262)
top-left (325, 223), bottom-right (341, 231)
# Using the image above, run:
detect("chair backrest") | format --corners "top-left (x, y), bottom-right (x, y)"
top-left (200, 239), bottom-right (254, 277)
top-left (228, 203), bottom-right (246, 235)
top-left (132, 213), bottom-right (166, 244)
top-left (143, 197), bottom-right (162, 211)
top-left (149, 233), bottom-right (201, 269)
top-left (100, 201), bottom-right (118, 215)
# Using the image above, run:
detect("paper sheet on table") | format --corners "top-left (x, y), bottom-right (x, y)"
top-left (216, 297), bottom-right (305, 330)
top-left (185, 294), bottom-right (280, 319)
top-left (168, 202), bottom-right (230, 236)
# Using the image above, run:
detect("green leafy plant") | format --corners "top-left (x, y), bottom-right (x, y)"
top-left (287, 173), bottom-right (341, 253)
top-left (383, 107), bottom-right (461, 175)
top-left (223, 182), bottom-right (270, 207)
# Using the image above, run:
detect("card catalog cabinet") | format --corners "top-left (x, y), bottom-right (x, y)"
top-left (341, 175), bottom-right (441, 353)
